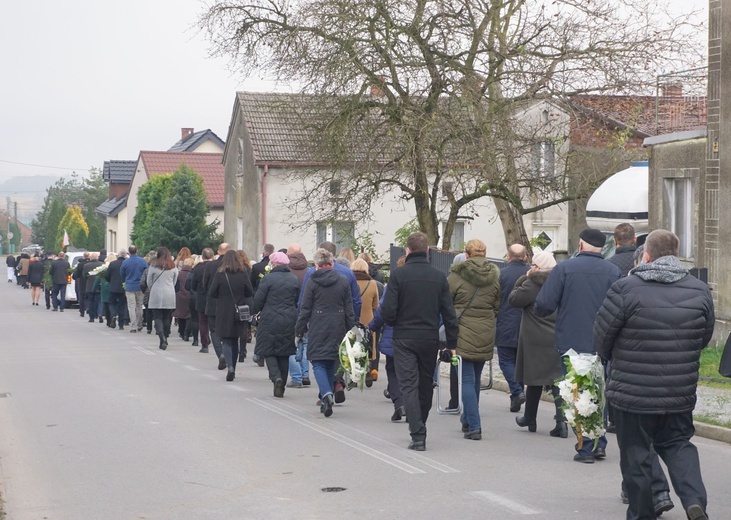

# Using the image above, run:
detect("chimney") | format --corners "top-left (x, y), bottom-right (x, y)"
top-left (181, 128), bottom-right (194, 140)
top-left (661, 84), bottom-right (682, 98)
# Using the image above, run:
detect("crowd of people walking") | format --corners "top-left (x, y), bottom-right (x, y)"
top-left (6, 223), bottom-right (714, 520)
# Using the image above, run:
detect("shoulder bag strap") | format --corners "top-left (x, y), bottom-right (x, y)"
top-left (458, 287), bottom-right (480, 321)
top-left (224, 273), bottom-right (238, 311)
top-left (359, 280), bottom-right (372, 297)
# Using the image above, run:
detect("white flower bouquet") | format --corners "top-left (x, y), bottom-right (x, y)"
top-left (556, 349), bottom-right (606, 449)
top-left (89, 263), bottom-right (109, 276)
top-left (338, 324), bottom-right (372, 391)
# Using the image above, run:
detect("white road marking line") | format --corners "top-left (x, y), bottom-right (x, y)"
top-left (277, 401), bottom-right (460, 474)
top-left (202, 374), bottom-right (218, 381)
top-left (166, 357), bottom-right (180, 363)
top-left (182, 365), bottom-right (199, 371)
top-left (132, 346), bottom-right (155, 356)
top-left (471, 490), bottom-right (541, 515)
top-left (247, 398), bottom-right (426, 475)
top-left (227, 386), bottom-right (249, 392)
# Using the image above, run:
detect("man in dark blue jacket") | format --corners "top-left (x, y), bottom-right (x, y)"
top-left (381, 232), bottom-right (459, 451)
top-left (120, 245), bottom-right (148, 332)
top-left (495, 244), bottom-right (530, 412)
top-left (594, 230), bottom-right (714, 520)
top-left (535, 228), bottom-right (620, 463)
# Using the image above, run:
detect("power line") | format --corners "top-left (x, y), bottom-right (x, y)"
top-left (0, 159), bottom-right (92, 171)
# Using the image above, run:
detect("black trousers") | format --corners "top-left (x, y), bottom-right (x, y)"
top-left (393, 338), bottom-right (439, 442)
top-left (152, 309), bottom-right (172, 338)
top-left (266, 355), bottom-right (290, 383)
top-left (614, 409), bottom-right (706, 520)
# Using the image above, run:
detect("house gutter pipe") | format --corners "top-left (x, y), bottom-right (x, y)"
top-left (262, 164), bottom-right (268, 244)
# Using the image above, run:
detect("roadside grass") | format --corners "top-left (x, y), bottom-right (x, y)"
top-left (695, 414), bottom-right (731, 429)
top-left (699, 344), bottom-right (730, 383)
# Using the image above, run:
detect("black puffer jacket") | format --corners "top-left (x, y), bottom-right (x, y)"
top-left (594, 256), bottom-right (715, 414)
top-left (607, 245), bottom-right (637, 277)
top-left (296, 267), bottom-right (354, 361)
top-left (253, 266), bottom-right (300, 357)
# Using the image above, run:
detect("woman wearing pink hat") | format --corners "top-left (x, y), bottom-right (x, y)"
top-left (252, 251), bottom-right (300, 397)
top-left (508, 250), bottom-right (567, 437)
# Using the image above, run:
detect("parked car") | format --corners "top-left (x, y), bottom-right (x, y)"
top-left (64, 251), bottom-right (98, 308)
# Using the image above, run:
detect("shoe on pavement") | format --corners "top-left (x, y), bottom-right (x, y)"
top-left (510, 393), bottom-right (526, 413)
top-left (129, 329), bottom-right (137, 333)
top-left (653, 491), bottom-right (674, 516)
top-left (273, 378), bottom-right (285, 398)
top-left (198, 347), bottom-right (208, 353)
top-left (391, 406), bottom-right (405, 422)
top-left (365, 370), bottom-right (373, 388)
top-left (593, 448), bottom-right (607, 459)
top-left (321, 394), bottom-right (334, 417)
top-left (686, 505), bottom-right (708, 520)
top-left (192, 339), bottom-right (199, 347)
top-left (408, 440), bottom-right (426, 451)
top-left (515, 415), bottom-right (537, 432)
top-left (573, 453), bottom-right (595, 464)
top-left (52, 308), bottom-right (58, 312)
top-left (302, 378), bottom-right (311, 386)
top-left (464, 429), bottom-right (482, 440)
top-left (226, 370), bottom-right (235, 382)
top-left (383, 388), bottom-right (390, 399)
top-left (217, 356), bottom-right (227, 370)
top-left (549, 421), bottom-right (568, 438)
top-left (287, 381), bottom-right (303, 388)
top-left (334, 383), bottom-right (346, 404)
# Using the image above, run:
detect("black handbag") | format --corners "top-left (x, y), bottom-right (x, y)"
top-left (225, 274), bottom-right (250, 322)
top-left (720, 333), bottom-right (731, 378)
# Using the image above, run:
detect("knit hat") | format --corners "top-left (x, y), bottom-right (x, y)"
top-left (532, 250), bottom-right (556, 270)
top-left (579, 228), bottom-right (607, 248)
top-left (269, 251), bottom-right (290, 266)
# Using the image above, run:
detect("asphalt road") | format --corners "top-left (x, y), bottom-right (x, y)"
top-left (1, 285), bottom-right (730, 520)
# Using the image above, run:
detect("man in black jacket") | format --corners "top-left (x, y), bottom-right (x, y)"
top-left (594, 230), bottom-right (714, 520)
top-left (50, 252), bottom-right (70, 311)
top-left (6, 253), bottom-right (16, 283)
top-left (381, 232), bottom-right (459, 451)
top-left (251, 243), bottom-right (274, 293)
top-left (190, 248), bottom-right (214, 352)
top-left (203, 243), bottom-right (229, 369)
top-left (105, 251), bottom-right (127, 329)
top-left (495, 244), bottom-right (529, 412)
top-left (73, 252), bottom-right (90, 316)
top-left (607, 223), bottom-right (637, 277)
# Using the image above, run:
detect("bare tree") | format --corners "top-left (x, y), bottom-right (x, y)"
top-left (201, 0), bottom-right (704, 248)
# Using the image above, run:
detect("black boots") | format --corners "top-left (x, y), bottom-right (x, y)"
top-left (549, 421), bottom-right (568, 438)
top-left (516, 416), bottom-right (537, 432)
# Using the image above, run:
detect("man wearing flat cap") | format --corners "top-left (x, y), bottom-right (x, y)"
top-left (535, 227), bottom-right (620, 463)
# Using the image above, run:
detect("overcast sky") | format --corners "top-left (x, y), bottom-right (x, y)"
top-left (0, 0), bottom-right (708, 199)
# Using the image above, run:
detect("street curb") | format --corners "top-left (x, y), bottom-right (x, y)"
top-left (484, 378), bottom-right (731, 445)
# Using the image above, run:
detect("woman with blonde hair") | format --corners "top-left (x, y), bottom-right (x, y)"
top-left (509, 250), bottom-right (565, 437)
top-left (447, 239), bottom-right (501, 440)
top-left (338, 247), bottom-right (355, 264)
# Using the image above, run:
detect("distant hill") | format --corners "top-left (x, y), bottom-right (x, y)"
top-left (0, 175), bottom-right (62, 225)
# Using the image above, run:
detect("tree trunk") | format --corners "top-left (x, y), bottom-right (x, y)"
top-left (493, 196), bottom-right (532, 255)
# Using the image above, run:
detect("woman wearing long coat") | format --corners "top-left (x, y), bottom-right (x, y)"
top-left (147, 247), bottom-right (179, 350)
top-left (447, 239), bottom-right (501, 440)
top-left (173, 258), bottom-right (193, 341)
top-left (295, 248), bottom-right (354, 417)
top-left (209, 250), bottom-right (254, 381)
top-left (508, 250), bottom-right (565, 437)
top-left (253, 252), bottom-right (300, 397)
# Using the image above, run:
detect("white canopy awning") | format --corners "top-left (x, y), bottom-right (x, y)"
top-left (586, 161), bottom-right (648, 233)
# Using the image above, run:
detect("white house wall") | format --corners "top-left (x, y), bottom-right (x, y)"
top-left (192, 140), bottom-right (225, 154)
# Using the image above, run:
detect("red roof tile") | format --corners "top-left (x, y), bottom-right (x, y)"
top-left (139, 151), bottom-right (225, 207)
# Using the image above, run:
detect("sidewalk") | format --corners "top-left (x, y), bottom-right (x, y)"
top-left (444, 357), bottom-right (731, 445)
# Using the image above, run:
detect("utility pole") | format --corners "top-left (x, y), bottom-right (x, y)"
top-left (5, 197), bottom-right (10, 254)
top-left (13, 201), bottom-right (18, 251)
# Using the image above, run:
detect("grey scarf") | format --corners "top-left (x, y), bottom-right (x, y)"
top-left (631, 255), bottom-right (688, 284)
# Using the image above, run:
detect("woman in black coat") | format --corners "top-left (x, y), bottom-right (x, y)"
top-left (253, 252), bottom-right (300, 397)
top-left (209, 250), bottom-right (254, 381)
top-left (28, 255), bottom-right (45, 305)
top-left (508, 251), bottom-right (566, 437)
top-left (295, 249), bottom-right (354, 417)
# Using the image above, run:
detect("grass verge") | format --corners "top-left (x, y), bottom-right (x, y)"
top-left (695, 414), bottom-right (731, 429)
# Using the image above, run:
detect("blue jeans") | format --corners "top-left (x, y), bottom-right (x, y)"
top-left (52, 283), bottom-right (66, 309)
top-left (497, 346), bottom-right (523, 398)
top-left (289, 336), bottom-right (310, 383)
top-left (311, 359), bottom-right (337, 399)
top-left (461, 360), bottom-right (485, 431)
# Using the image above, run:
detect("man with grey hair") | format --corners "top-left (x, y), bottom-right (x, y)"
top-left (594, 230), bottom-right (714, 520)
top-left (381, 232), bottom-right (459, 451)
top-left (535, 228), bottom-right (620, 462)
top-left (295, 248), bottom-right (355, 417)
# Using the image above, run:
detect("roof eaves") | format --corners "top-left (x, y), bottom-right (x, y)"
top-left (642, 129), bottom-right (707, 147)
